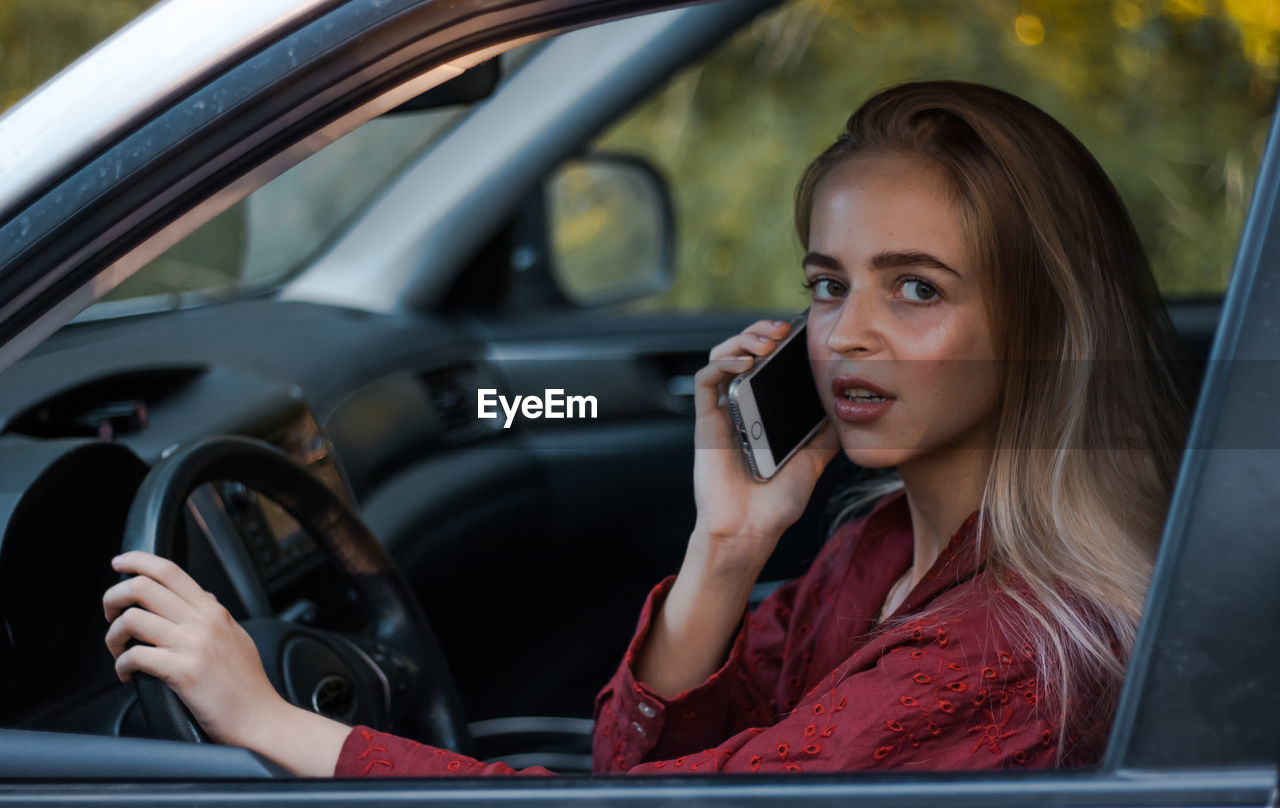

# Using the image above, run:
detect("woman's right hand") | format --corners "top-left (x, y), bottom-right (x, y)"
top-left (103, 551), bottom-right (291, 747)
top-left (103, 551), bottom-right (352, 775)
top-left (690, 318), bottom-right (839, 571)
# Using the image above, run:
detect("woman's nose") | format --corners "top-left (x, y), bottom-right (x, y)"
top-left (824, 287), bottom-right (881, 356)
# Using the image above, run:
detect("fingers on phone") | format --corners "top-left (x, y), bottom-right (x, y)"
top-left (711, 336), bottom-right (775, 363)
top-left (708, 320), bottom-right (788, 360)
top-left (697, 319), bottom-right (792, 411)
top-left (754, 319), bottom-right (791, 339)
top-left (694, 359), bottom-right (752, 411)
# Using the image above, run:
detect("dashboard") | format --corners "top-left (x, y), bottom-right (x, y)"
top-left (0, 297), bottom-right (711, 750)
top-left (0, 389), bottom-right (364, 734)
top-left (0, 298), bottom-right (525, 737)
top-left (0, 309), bottom-right (432, 733)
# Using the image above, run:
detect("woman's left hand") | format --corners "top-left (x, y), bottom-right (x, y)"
top-left (103, 551), bottom-right (289, 748)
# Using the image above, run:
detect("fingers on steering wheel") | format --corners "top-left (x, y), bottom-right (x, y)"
top-left (111, 551), bottom-right (213, 611)
top-left (114, 643), bottom-right (184, 686)
top-left (103, 569), bottom-right (199, 623)
top-left (104, 606), bottom-right (182, 660)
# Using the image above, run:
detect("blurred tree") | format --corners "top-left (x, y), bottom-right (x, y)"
top-left (587, 0), bottom-right (1280, 309)
top-left (0, 0), bottom-right (159, 109)
top-left (2, 0), bottom-right (1275, 306)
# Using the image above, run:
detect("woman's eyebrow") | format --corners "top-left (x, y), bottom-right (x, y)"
top-left (801, 252), bottom-right (841, 271)
top-left (872, 250), bottom-right (962, 277)
top-left (802, 250), bottom-right (962, 277)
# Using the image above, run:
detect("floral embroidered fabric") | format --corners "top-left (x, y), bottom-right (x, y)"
top-left (334, 490), bottom-right (1104, 777)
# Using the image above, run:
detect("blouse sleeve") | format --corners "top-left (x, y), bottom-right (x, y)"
top-left (591, 522), bottom-right (868, 771)
top-left (332, 569), bottom-right (809, 779)
top-left (333, 531), bottom-right (835, 779)
top-left (334, 726), bottom-right (555, 777)
top-left (333, 605), bottom-right (1064, 777)
top-left (590, 569), bottom-right (818, 771)
top-left (608, 610), bottom-right (1063, 774)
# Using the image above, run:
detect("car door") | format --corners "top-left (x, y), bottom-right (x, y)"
top-left (0, 0), bottom-right (718, 783)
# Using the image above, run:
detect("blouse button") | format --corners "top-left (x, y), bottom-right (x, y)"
top-left (638, 702), bottom-right (656, 718)
top-left (632, 721), bottom-right (647, 736)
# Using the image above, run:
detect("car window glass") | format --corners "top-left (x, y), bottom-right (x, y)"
top-left (88, 105), bottom-right (468, 313)
top-left (77, 42), bottom-right (542, 317)
top-left (102, 106), bottom-right (468, 306)
top-left (566, 0), bottom-right (1277, 314)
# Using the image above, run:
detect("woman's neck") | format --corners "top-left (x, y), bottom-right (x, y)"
top-left (897, 445), bottom-right (992, 586)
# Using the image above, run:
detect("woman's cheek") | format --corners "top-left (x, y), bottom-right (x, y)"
top-left (894, 303), bottom-right (992, 360)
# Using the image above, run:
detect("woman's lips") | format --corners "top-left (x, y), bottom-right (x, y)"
top-left (831, 375), bottom-right (895, 424)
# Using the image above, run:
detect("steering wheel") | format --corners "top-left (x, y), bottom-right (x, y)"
top-left (119, 434), bottom-right (472, 756)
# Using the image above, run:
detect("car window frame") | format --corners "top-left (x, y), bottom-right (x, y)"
top-left (1104, 92), bottom-right (1280, 772)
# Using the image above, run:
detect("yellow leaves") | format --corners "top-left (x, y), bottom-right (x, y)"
top-left (1222, 0), bottom-right (1280, 77)
top-left (1112, 1), bottom-right (1147, 30)
top-left (1163, 0), bottom-right (1209, 21)
top-left (1015, 14), bottom-right (1046, 45)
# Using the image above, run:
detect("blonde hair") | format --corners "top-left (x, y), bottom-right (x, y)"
top-left (797, 81), bottom-right (1191, 762)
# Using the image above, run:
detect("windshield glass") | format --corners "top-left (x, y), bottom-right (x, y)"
top-left (76, 39), bottom-right (548, 319)
top-left (85, 105), bottom-right (467, 316)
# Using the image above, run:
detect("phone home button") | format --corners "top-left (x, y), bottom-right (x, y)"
top-left (751, 422), bottom-right (763, 440)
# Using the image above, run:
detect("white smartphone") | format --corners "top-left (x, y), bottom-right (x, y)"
top-left (726, 312), bottom-right (828, 481)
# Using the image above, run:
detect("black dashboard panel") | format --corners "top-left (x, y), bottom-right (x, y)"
top-left (0, 440), bottom-right (150, 726)
top-left (4, 300), bottom-right (495, 498)
top-left (0, 293), bottom-right (776, 736)
top-left (13, 301), bottom-right (475, 413)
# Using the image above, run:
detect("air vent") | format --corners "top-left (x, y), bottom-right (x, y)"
top-left (421, 364), bottom-right (497, 441)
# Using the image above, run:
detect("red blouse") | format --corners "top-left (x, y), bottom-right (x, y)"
top-left (334, 490), bottom-right (1104, 777)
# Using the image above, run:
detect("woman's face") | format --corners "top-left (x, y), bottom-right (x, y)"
top-left (804, 153), bottom-right (1000, 469)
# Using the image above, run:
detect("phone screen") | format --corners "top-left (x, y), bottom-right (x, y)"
top-left (751, 329), bottom-right (827, 465)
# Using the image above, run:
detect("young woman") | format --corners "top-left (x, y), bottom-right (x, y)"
top-left (103, 80), bottom-right (1190, 776)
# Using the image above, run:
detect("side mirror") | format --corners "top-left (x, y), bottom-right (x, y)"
top-left (545, 153), bottom-right (675, 307)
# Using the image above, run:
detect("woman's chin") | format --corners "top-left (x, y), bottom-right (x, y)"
top-left (840, 444), bottom-right (910, 469)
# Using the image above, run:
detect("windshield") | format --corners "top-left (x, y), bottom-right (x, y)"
top-left (75, 39), bottom-right (549, 320)
top-left (84, 105), bottom-right (467, 317)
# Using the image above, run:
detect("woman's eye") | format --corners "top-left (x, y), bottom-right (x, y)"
top-left (901, 279), bottom-right (939, 302)
top-left (804, 278), bottom-right (847, 300)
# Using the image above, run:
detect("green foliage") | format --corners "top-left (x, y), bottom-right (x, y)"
top-left (595, 0), bottom-right (1279, 311)
top-left (1, 0), bottom-right (1275, 311)
top-left (0, 0), bottom-right (159, 109)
